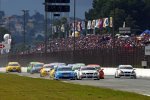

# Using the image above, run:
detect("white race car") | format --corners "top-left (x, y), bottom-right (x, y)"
top-left (76, 66), bottom-right (100, 80)
top-left (115, 65), bottom-right (136, 79)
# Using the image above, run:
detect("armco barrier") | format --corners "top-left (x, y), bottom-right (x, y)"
top-left (1, 46), bottom-right (150, 68)
top-left (0, 67), bottom-right (150, 78)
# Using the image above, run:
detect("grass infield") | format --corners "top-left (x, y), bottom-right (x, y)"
top-left (0, 73), bottom-right (149, 100)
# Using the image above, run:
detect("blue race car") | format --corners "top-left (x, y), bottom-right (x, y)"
top-left (54, 66), bottom-right (76, 80)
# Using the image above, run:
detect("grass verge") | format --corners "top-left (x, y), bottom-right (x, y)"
top-left (0, 73), bottom-right (149, 100)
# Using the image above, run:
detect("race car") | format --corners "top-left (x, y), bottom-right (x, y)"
top-left (54, 66), bottom-right (76, 80)
top-left (87, 64), bottom-right (104, 79)
top-left (49, 63), bottom-right (66, 78)
top-left (72, 63), bottom-right (86, 79)
top-left (76, 66), bottom-right (100, 80)
top-left (40, 64), bottom-right (54, 77)
top-left (27, 62), bottom-right (44, 74)
top-left (6, 62), bottom-right (21, 73)
top-left (115, 65), bottom-right (136, 79)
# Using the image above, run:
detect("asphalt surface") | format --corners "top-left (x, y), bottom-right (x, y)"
top-left (8, 72), bottom-right (150, 97)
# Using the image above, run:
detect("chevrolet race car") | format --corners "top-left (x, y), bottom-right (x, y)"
top-left (6, 62), bottom-right (21, 73)
top-left (54, 66), bottom-right (76, 80)
top-left (40, 64), bottom-right (54, 77)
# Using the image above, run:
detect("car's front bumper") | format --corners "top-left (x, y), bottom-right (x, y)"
top-left (41, 71), bottom-right (49, 76)
top-left (7, 68), bottom-right (21, 72)
top-left (119, 73), bottom-right (136, 77)
top-left (80, 74), bottom-right (99, 79)
top-left (55, 74), bottom-right (75, 79)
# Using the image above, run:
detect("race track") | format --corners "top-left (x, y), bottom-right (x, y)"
top-left (11, 72), bottom-right (150, 97)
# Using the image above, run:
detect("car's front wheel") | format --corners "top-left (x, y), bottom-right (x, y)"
top-left (133, 75), bottom-right (137, 79)
top-left (115, 73), bottom-right (120, 78)
top-left (40, 73), bottom-right (43, 77)
top-left (96, 77), bottom-right (100, 80)
top-left (18, 70), bottom-right (21, 73)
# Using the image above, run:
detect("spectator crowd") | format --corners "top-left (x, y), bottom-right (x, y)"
top-left (21, 33), bottom-right (150, 54)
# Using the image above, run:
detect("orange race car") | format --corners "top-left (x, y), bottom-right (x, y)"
top-left (87, 64), bottom-right (104, 79)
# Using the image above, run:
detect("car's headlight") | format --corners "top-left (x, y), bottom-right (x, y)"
top-left (82, 73), bottom-right (86, 75)
top-left (17, 67), bottom-right (21, 69)
top-left (94, 72), bottom-right (98, 75)
top-left (56, 72), bottom-right (61, 75)
top-left (120, 70), bottom-right (124, 73)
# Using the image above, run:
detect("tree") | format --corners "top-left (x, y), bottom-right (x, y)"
top-left (85, 0), bottom-right (150, 34)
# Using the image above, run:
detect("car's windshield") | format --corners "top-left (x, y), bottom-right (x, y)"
top-left (34, 64), bottom-right (43, 67)
top-left (44, 65), bottom-right (54, 69)
top-left (57, 67), bottom-right (72, 71)
top-left (88, 66), bottom-right (100, 70)
top-left (76, 64), bottom-right (85, 67)
top-left (73, 67), bottom-right (80, 70)
top-left (8, 64), bottom-right (19, 66)
top-left (120, 67), bottom-right (133, 69)
top-left (81, 67), bottom-right (96, 70)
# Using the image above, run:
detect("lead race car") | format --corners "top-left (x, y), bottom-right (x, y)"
top-left (115, 65), bottom-right (136, 79)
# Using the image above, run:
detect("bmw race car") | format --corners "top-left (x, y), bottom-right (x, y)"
top-left (87, 64), bottom-right (104, 79)
top-left (76, 66), bottom-right (100, 80)
top-left (115, 65), bottom-right (136, 79)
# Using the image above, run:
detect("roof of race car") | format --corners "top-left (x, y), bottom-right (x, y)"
top-left (87, 64), bottom-right (100, 67)
top-left (118, 65), bottom-right (133, 68)
top-left (8, 62), bottom-right (19, 64)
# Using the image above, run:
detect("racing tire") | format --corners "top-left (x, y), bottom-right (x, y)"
top-left (40, 74), bottom-right (43, 77)
top-left (18, 70), bottom-right (21, 73)
top-left (97, 77), bottom-right (100, 80)
top-left (115, 73), bottom-right (120, 78)
top-left (133, 76), bottom-right (137, 79)
top-left (79, 76), bottom-right (82, 80)
top-left (30, 71), bottom-right (34, 74)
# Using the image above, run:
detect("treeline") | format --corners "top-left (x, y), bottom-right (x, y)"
top-left (85, 0), bottom-right (150, 34)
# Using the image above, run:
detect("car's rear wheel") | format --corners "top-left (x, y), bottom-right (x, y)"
top-left (79, 76), bottom-right (82, 80)
top-left (30, 71), bottom-right (33, 74)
